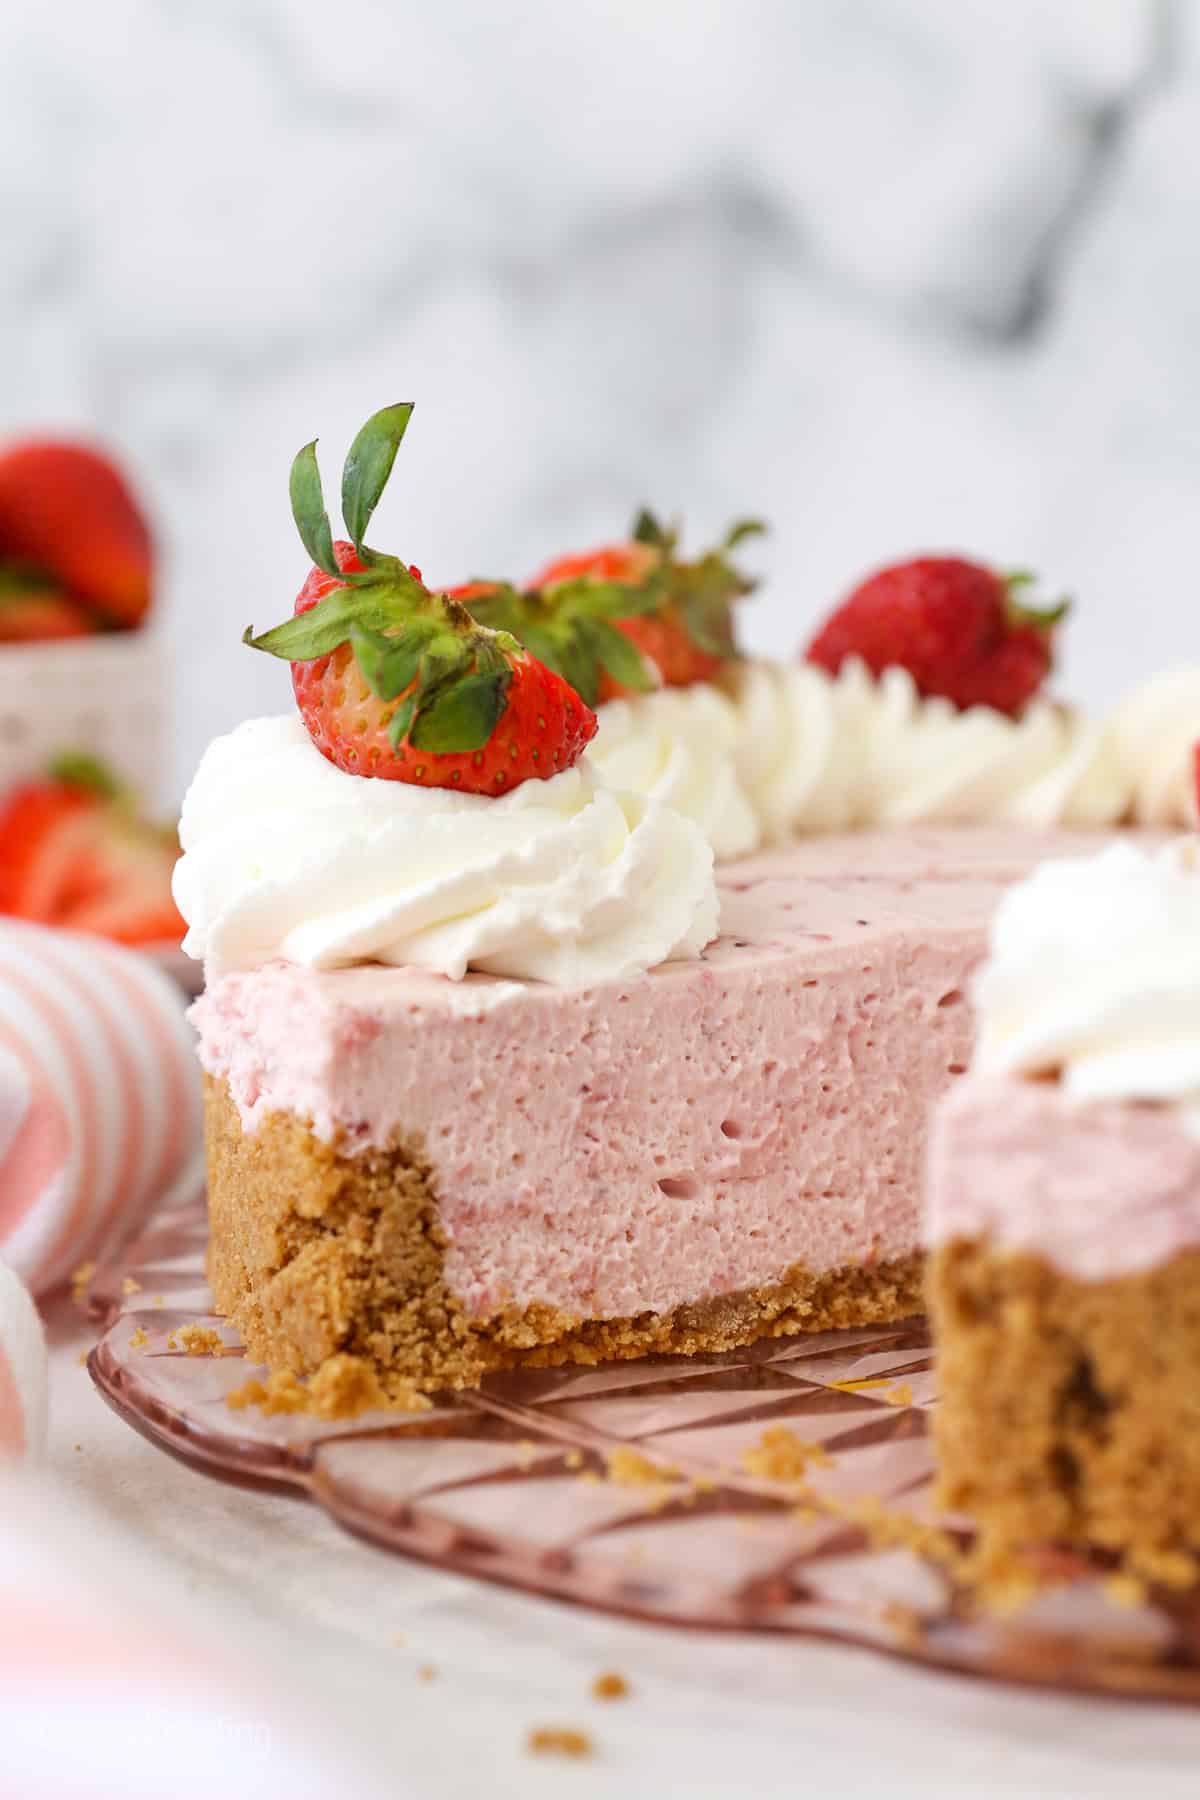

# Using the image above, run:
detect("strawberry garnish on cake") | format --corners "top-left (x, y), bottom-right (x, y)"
top-left (0, 754), bottom-right (184, 945)
top-left (805, 555), bottom-right (1068, 716)
top-left (451, 511), bottom-right (764, 706)
top-left (245, 406), bottom-right (597, 792)
top-left (0, 441), bottom-right (154, 633)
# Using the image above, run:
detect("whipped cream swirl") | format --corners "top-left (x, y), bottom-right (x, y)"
top-left (174, 716), bottom-right (718, 985)
top-left (973, 838), bottom-right (1200, 1117)
top-left (589, 684), bottom-right (759, 862)
top-left (722, 658), bottom-right (1133, 839)
top-left (1109, 668), bottom-right (1200, 828)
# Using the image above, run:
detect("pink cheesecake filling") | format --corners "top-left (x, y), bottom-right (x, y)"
top-left (193, 828), bottom-right (1147, 1323)
top-left (926, 1075), bottom-right (1200, 1281)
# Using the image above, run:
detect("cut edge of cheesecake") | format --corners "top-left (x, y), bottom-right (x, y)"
top-left (204, 1075), bottom-right (923, 1411)
top-left (929, 1236), bottom-right (1200, 1589)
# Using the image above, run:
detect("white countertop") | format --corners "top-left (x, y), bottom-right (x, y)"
top-left (47, 1299), bottom-right (1200, 1800)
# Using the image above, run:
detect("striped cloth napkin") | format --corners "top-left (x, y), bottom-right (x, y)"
top-left (0, 920), bottom-right (202, 1296)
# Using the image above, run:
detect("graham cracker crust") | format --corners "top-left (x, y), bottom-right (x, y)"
top-left (203, 1075), bottom-right (922, 1411)
top-left (930, 1237), bottom-right (1200, 1584)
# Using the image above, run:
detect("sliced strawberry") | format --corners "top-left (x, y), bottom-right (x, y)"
top-left (0, 441), bottom-right (154, 629)
top-left (245, 407), bottom-right (597, 793)
top-left (0, 780), bottom-right (98, 916)
top-left (0, 755), bottom-right (182, 946)
top-left (61, 871), bottom-right (185, 947)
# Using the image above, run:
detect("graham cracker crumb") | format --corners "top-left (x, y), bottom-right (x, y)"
top-left (605, 1446), bottom-right (677, 1512)
top-left (564, 1449), bottom-right (583, 1470)
top-left (883, 1382), bottom-right (913, 1407)
top-left (526, 1726), bottom-right (592, 1760)
top-left (76, 1349), bottom-right (88, 1367)
top-left (417, 1665), bottom-right (436, 1683)
top-left (70, 1262), bottom-right (95, 1305)
top-left (152, 1295), bottom-right (165, 1309)
top-left (515, 1438), bottom-right (537, 1469)
top-left (741, 1425), bottom-right (832, 1484)
top-left (128, 1327), bottom-right (149, 1351)
top-left (882, 1601), bottom-right (922, 1646)
top-left (391, 1633), bottom-right (407, 1647)
top-left (831, 1375), bottom-right (894, 1393)
top-left (226, 1357), bottom-right (431, 1421)
top-left (122, 1277), bottom-right (142, 1296)
top-left (606, 1446), bottom-right (677, 1487)
top-left (591, 1672), bottom-right (629, 1701)
top-left (174, 1324), bottom-right (227, 1358)
top-left (1103, 1573), bottom-right (1148, 1611)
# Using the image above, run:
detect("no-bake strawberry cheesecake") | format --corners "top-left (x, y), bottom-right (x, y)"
top-left (175, 404), bottom-right (1192, 1410)
top-left (927, 838), bottom-right (1200, 1582)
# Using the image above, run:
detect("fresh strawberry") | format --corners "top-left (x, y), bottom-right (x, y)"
top-left (0, 771), bottom-right (99, 917)
top-left (805, 556), bottom-right (1067, 717)
top-left (245, 406), bottom-right (597, 793)
top-left (0, 440), bottom-right (153, 629)
top-left (0, 754), bottom-right (183, 946)
top-left (0, 570), bottom-right (94, 642)
top-left (460, 512), bottom-right (764, 706)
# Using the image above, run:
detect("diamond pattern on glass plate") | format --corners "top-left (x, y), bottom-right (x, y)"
top-left (86, 1194), bottom-right (1200, 1703)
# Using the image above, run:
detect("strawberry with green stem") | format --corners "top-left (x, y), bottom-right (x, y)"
top-left (454, 511), bottom-right (765, 706)
top-left (805, 556), bottom-right (1068, 718)
top-left (245, 406), bottom-right (597, 793)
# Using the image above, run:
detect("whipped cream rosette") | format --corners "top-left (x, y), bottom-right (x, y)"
top-left (972, 837), bottom-right (1200, 1120)
top-left (175, 715), bottom-right (718, 985)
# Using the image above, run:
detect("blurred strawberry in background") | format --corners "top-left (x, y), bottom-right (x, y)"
top-left (0, 439), bottom-right (154, 637)
top-left (0, 754), bottom-right (183, 947)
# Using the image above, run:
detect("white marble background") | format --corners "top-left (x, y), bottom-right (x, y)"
top-left (1, 0), bottom-right (1197, 799)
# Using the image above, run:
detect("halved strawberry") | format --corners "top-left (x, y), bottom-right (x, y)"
top-left (0, 441), bottom-right (154, 629)
top-left (245, 406), bottom-right (597, 793)
top-left (459, 512), bottom-right (764, 706)
top-left (0, 754), bottom-right (183, 945)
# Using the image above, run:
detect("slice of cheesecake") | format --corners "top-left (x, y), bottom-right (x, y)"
top-left (194, 826), bottom-right (1130, 1404)
top-left (925, 838), bottom-right (1200, 1583)
top-left (928, 1078), bottom-right (1200, 1582)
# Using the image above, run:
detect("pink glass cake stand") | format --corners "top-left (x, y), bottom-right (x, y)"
top-left (87, 1189), bottom-right (1200, 1705)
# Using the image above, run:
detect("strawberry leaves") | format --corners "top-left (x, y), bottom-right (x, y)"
top-left (289, 441), bottom-right (339, 579)
top-left (287, 402), bottom-right (416, 581)
top-left (465, 578), bottom-right (661, 707)
top-left (1003, 570), bottom-right (1071, 634)
top-left (349, 621), bottom-right (512, 751)
top-left (248, 405), bottom-right (524, 759)
top-left (342, 403), bottom-right (414, 557)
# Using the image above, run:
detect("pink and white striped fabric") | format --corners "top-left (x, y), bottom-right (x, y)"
top-left (0, 921), bottom-right (202, 1297)
top-left (0, 1261), bottom-right (45, 1462)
